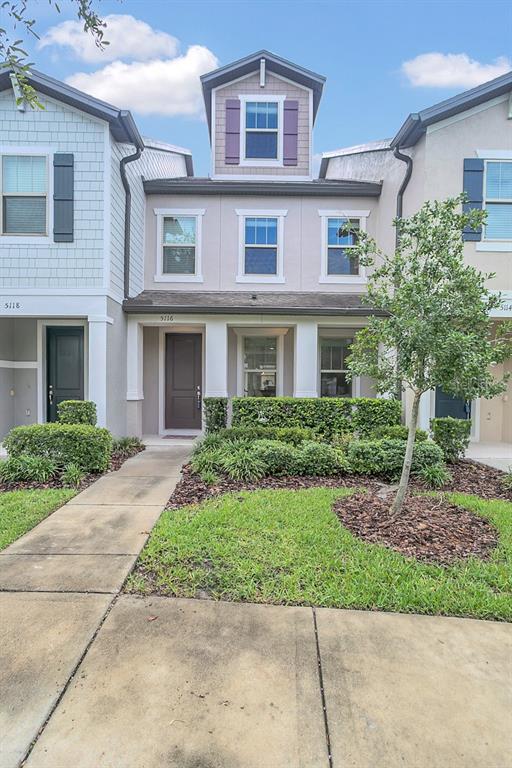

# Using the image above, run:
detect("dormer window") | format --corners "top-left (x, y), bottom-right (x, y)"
top-left (245, 102), bottom-right (278, 159)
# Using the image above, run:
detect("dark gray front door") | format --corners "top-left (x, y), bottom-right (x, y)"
top-left (165, 333), bottom-right (202, 430)
top-left (435, 386), bottom-right (471, 420)
top-left (46, 327), bottom-right (84, 422)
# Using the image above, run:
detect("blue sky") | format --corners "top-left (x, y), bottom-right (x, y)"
top-left (20, 0), bottom-right (512, 175)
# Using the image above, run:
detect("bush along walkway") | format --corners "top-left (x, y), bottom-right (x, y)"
top-left (0, 446), bottom-right (190, 768)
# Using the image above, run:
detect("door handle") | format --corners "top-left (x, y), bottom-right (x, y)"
top-left (196, 385), bottom-right (202, 410)
top-left (48, 384), bottom-right (54, 405)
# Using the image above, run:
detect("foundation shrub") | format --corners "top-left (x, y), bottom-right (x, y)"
top-left (4, 423), bottom-right (112, 473)
top-left (430, 417), bottom-right (472, 463)
top-left (57, 400), bottom-right (97, 426)
top-left (203, 398), bottom-right (228, 433)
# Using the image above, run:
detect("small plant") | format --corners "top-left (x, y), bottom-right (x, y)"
top-left (295, 441), bottom-right (345, 476)
top-left (251, 439), bottom-right (300, 477)
top-left (61, 463), bottom-right (86, 488)
top-left (58, 400), bottom-right (97, 426)
top-left (0, 457), bottom-right (24, 483)
top-left (0, 455), bottom-right (57, 483)
top-left (220, 447), bottom-right (267, 481)
top-left (416, 463), bottom-right (452, 489)
top-left (431, 417), bottom-right (472, 463)
top-left (199, 469), bottom-right (220, 486)
top-left (501, 471), bottom-right (512, 492)
top-left (203, 397), bottom-right (228, 433)
top-left (112, 436), bottom-right (144, 458)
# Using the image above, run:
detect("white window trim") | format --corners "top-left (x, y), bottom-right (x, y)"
top-left (239, 94), bottom-right (286, 168)
top-left (234, 327), bottom-right (286, 397)
top-left (481, 159), bottom-right (512, 245)
top-left (235, 208), bottom-right (287, 284)
top-left (153, 208), bottom-right (205, 283)
top-left (318, 209), bottom-right (369, 284)
top-left (0, 146), bottom-right (53, 244)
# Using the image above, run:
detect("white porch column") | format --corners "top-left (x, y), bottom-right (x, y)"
top-left (294, 320), bottom-right (318, 397)
top-left (418, 389), bottom-right (432, 431)
top-left (87, 316), bottom-right (109, 427)
top-left (204, 319), bottom-right (228, 397)
top-left (126, 317), bottom-right (144, 437)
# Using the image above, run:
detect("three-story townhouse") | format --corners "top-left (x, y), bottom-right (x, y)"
top-left (0, 69), bottom-right (192, 439)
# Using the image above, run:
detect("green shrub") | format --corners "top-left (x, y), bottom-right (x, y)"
top-left (331, 432), bottom-right (354, 452)
top-left (417, 464), bottom-right (452, 489)
top-left (251, 439), bottom-right (300, 476)
top-left (430, 417), bottom-right (472, 462)
top-left (0, 455), bottom-right (58, 483)
top-left (61, 463), bottom-right (86, 488)
top-left (348, 438), bottom-right (444, 479)
top-left (112, 436), bottom-right (144, 458)
top-left (58, 400), bottom-right (97, 426)
top-left (218, 425), bottom-right (315, 445)
top-left (203, 397), bottom-right (228, 433)
top-left (231, 396), bottom-right (400, 438)
top-left (372, 424), bottom-right (428, 442)
top-left (190, 447), bottom-right (225, 475)
top-left (4, 423), bottom-right (112, 473)
top-left (295, 441), bottom-right (346, 476)
top-left (220, 447), bottom-right (267, 481)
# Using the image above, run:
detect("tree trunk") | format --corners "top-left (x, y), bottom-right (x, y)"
top-left (390, 390), bottom-right (422, 516)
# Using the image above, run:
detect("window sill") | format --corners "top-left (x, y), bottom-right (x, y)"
top-left (153, 274), bottom-right (204, 283)
top-left (1, 235), bottom-right (51, 245)
top-left (476, 242), bottom-right (512, 252)
top-left (236, 275), bottom-right (285, 284)
top-left (239, 159), bottom-right (284, 168)
top-left (319, 276), bottom-right (367, 284)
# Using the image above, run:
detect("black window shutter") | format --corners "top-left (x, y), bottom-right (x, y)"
top-left (462, 158), bottom-right (484, 242)
top-left (53, 153), bottom-right (74, 242)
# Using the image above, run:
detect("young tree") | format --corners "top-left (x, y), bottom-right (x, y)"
top-left (1, 0), bottom-right (107, 107)
top-left (347, 195), bottom-right (512, 515)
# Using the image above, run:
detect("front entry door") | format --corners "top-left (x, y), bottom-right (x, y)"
top-left (435, 386), bottom-right (471, 420)
top-left (165, 333), bottom-right (202, 430)
top-left (46, 327), bottom-right (84, 422)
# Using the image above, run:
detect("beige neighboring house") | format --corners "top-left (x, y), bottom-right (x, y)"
top-left (1, 51), bottom-right (510, 445)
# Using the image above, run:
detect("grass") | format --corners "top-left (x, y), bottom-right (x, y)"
top-left (0, 488), bottom-right (75, 550)
top-left (127, 487), bottom-right (512, 621)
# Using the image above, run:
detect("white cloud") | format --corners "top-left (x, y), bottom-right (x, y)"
top-left (38, 14), bottom-right (179, 63)
top-left (66, 45), bottom-right (219, 116)
top-left (402, 52), bottom-right (511, 89)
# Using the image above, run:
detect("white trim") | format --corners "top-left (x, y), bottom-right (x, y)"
top-left (239, 94), bottom-right (286, 168)
top-left (153, 208), bottom-right (205, 284)
top-left (103, 126), bottom-right (112, 291)
top-left (0, 289), bottom-right (123, 299)
top-left (426, 94), bottom-right (509, 135)
top-left (476, 241), bottom-right (512, 252)
top-left (476, 150), bottom-right (512, 160)
top-left (259, 58), bottom-right (266, 88)
top-left (0, 147), bottom-right (54, 244)
top-left (211, 174), bottom-right (313, 182)
top-left (235, 328), bottom-right (286, 397)
top-left (318, 209), bottom-right (369, 283)
top-left (317, 333), bottom-right (356, 398)
top-left (236, 209), bottom-right (287, 283)
top-left (481, 158), bottom-right (512, 244)
top-left (0, 359), bottom-right (37, 369)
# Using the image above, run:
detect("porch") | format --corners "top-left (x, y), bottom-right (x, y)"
top-left (125, 314), bottom-right (377, 438)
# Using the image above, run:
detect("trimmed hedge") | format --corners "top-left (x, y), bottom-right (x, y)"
top-left (372, 424), bottom-right (428, 442)
top-left (203, 397), bottom-right (228, 433)
top-left (4, 423), bottom-right (112, 473)
top-left (348, 438), bottom-right (444, 479)
top-left (231, 397), bottom-right (401, 438)
top-left (58, 400), bottom-right (97, 426)
top-left (217, 425), bottom-right (316, 445)
top-left (431, 417), bottom-right (472, 463)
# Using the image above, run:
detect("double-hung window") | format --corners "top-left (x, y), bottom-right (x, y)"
top-left (236, 209), bottom-right (286, 282)
top-left (2, 155), bottom-right (47, 235)
top-left (484, 161), bottom-right (512, 241)
top-left (155, 209), bottom-right (204, 282)
top-left (245, 101), bottom-right (279, 160)
top-left (319, 210), bottom-right (369, 282)
top-left (320, 338), bottom-right (352, 397)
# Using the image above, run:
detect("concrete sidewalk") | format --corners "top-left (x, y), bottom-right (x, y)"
top-left (0, 446), bottom-right (189, 768)
top-left (467, 441), bottom-right (512, 472)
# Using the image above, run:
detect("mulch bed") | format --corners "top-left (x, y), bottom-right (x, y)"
top-left (441, 460), bottom-right (511, 501)
top-left (333, 492), bottom-right (499, 565)
top-left (0, 445), bottom-right (145, 493)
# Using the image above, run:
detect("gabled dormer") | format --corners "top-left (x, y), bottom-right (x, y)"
top-left (201, 51), bottom-right (325, 180)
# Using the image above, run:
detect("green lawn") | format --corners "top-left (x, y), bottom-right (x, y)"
top-left (0, 488), bottom-right (75, 550)
top-left (127, 488), bottom-right (512, 621)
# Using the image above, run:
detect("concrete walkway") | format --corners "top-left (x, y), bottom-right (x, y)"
top-left (467, 441), bottom-right (512, 472)
top-left (0, 446), bottom-right (190, 768)
top-left (1, 446), bottom-right (511, 768)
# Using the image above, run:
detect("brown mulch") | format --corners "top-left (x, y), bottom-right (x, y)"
top-left (0, 445), bottom-right (145, 493)
top-left (440, 460), bottom-right (511, 500)
top-left (334, 492), bottom-right (499, 565)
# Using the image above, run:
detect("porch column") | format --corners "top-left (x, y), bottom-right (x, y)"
top-left (88, 316), bottom-right (109, 427)
top-left (126, 317), bottom-right (144, 437)
top-left (294, 320), bottom-right (318, 397)
top-left (204, 319), bottom-right (228, 397)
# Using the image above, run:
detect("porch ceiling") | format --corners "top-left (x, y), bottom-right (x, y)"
top-left (122, 291), bottom-right (386, 316)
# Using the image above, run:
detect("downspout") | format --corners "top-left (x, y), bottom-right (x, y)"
top-left (119, 127), bottom-right (143, 298)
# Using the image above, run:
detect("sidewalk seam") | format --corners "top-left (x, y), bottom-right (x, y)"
top-left (312, 606), bottom-right (333, 768)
